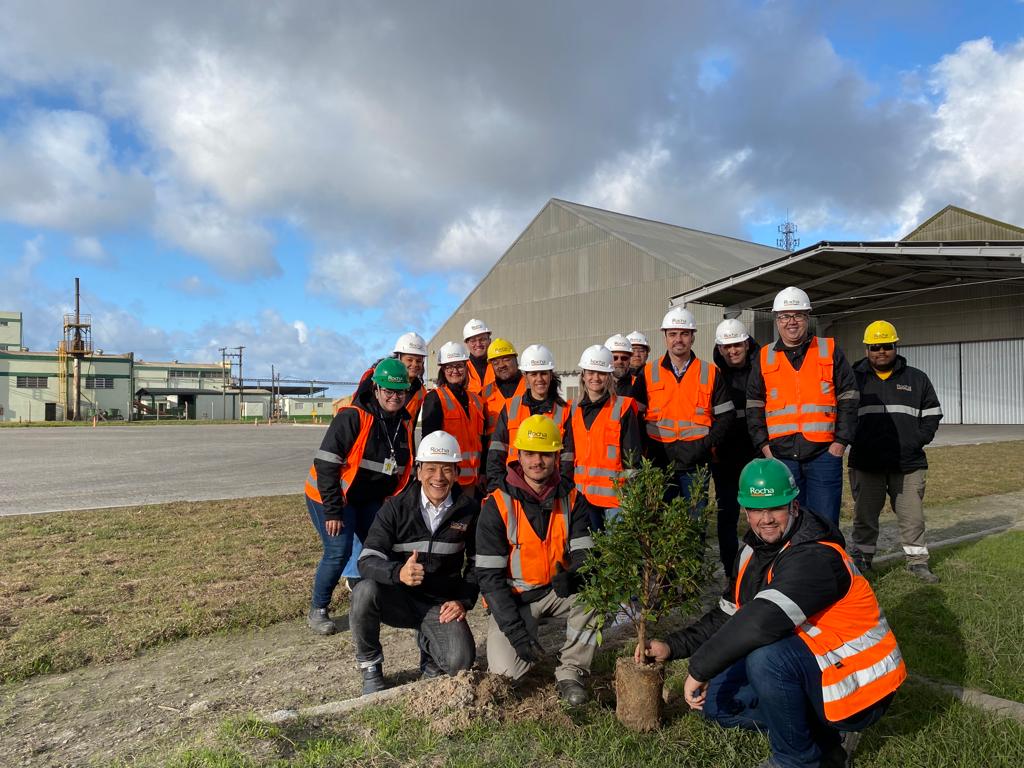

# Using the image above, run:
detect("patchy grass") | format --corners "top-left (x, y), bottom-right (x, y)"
top-left (0, 419), bottom-right (272, 428)
top-left (0, 495), bottom-right (318, 684)
top-left (872, 531), bottom-right (1024, 702)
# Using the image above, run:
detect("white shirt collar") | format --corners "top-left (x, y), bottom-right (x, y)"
top-left (420, 488), bottom-right (454, 533)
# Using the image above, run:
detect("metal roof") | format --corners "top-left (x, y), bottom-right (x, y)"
top-left (551, 199), bottom-right (783, 283)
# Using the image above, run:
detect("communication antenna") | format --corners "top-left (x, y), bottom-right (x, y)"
top-left (777, 210), bottom-right (800, 251)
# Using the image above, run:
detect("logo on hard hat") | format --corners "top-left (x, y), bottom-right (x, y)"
top-left (529, 359), bottom-right (544, 365)
top-left (429, 446), bottom-right (448, 455)
top-left (749, 487), bottom-right (775, 496)
top-left (527, 430), bottom-right (546, 439)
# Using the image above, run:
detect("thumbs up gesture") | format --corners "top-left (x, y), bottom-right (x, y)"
top-left (399, 550), bottom-right (425, 586)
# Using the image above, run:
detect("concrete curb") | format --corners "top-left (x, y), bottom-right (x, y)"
top-left (911, 675), bottom-right (1024, 725)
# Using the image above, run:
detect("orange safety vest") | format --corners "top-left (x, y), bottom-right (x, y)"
top-left (489, 489), bottom-right (573, 594)
top-left (571, 395), bottom-right (634, 508)
top-left (760, 337), bottom-right (837, 443)
top-left (482, 375), bottom-right (527, 436)
top-left (643, 357), bottom-right (715, 443)
top-left (733, 540), bottom-right (906, 723)
top-left (466, 358), bottom-right (495, 397)
top-left (434, 384), bottom-right (485, 487)
top-left (304, 406), bottom-right (413, 503)
top-left (505, 395), bottom-right (569, 465)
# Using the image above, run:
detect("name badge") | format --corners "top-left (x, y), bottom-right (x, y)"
top-left (382, 456), bottom-right (398, 475)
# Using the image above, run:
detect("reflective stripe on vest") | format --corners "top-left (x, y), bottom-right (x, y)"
top-left (506, 396), bottom-right (569, 464)
top-left (761, 337), bottom-right (837, 443)
top-left (484, 376), bottom-right (527, 437)
top-left (466, 358), bottom-right (495, 398)
top-left (571, 395), bottom-right (633, 508)
top-left (490, 489), bottom-right (571, 593)
top-left (304, 406), bottom-right (413, 503)
top-left (643, 357), bottom-right (715, 443)
top-left (436, 385), bottom-right (485, 486)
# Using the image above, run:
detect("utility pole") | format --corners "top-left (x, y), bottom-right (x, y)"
top-left (219, 347), bottom-right (228, 420)
top-left (235, 346), bottom-right (245, 419)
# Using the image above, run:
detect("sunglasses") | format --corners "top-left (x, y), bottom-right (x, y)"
top-left (867, 344), bottom-right (895, 352)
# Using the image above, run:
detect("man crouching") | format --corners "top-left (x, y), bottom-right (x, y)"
top-left (352, 430), bottom-right (479, 694)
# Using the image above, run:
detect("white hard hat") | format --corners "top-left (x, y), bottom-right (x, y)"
top-left (604, 334), bottom-right (632, 354)
top-left (626, 331), bottom-right (650, 348)
top-left (715, 319), bottom-right (750, 345)
top-left (661, 306), bottom-right (697, 330)
top-left (394, 332), bottom-right (427, 356)
top-left (772, 287), bottom-right (812, 313)
top-left (578, 345), bottom-right (613, 373)
top-left (519, 343), bottom-right (555, 371)
top-left (462, 318), bottom-right (491, 340)
top-left (416, 430), bottom-right (462, 463)
top-left (437, 341), bottom-right (470, 365)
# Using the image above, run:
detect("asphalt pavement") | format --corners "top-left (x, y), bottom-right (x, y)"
top-left (0, 423), bottom-right (328, 516)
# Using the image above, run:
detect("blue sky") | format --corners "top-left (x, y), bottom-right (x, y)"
top-left (1, 1), bottom-right (1023, 391)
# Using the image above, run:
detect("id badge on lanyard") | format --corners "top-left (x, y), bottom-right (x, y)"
top-left (382, 454), bottom-right (398, 476)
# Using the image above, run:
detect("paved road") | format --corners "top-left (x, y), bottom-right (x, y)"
top-left (0, 424), bottom-right (329, 516)
top-left (930, 424), bottom-right (1024, 447)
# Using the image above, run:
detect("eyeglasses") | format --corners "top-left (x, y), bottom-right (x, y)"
top-left (867, 344), bottom-right (895, 352)
top-left (775, 313), bottom-right (808, 323)
top-left (378, 389), bottom-right (407, 399)
top-left (744, 506), bottom-right (790, 519)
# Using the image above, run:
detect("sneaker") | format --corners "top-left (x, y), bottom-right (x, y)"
top-left (361, 663), bottom-right (387, 695)
top-left (556, 678), bottom-right (589, 706)
top-left (307, 607), bottom-right (337, 635)
top-left (908, 564), bottom-right (940, 584)
top-left (851, 551), bottom-right (872, 574)
top-left (421, 658), bottom-right (444, 679)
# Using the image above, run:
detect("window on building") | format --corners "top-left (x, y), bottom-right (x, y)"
top-left (16, 376), bottom-right (47, 388)
top-left (84, 376), bottom-right (115, 389)
top-left (168, 369), bottom-right (202, 379)
top-left (0, 320), bottom-right (8, 326)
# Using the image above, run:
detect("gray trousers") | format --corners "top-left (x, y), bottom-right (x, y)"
top-left (849, 468), bottom-right (929, 566)
top-left (486, 590), bottom-right (599, 683)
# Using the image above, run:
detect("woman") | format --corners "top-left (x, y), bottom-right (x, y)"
top-left (421, 341), bottom-right (487, 496)
top-left (485, 343), bottom-right (571, 492)
top-left (565, 345), bottom-right (642, 530)
top-left (303, 358), bottom-right (414, 635)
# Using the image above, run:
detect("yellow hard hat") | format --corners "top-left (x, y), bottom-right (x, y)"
top-left (863, 320), bottom-right (899, 345)
top-left (487, 337), bottom-right (517, 361)
top-left (513, 414), bottom-right (563, 453)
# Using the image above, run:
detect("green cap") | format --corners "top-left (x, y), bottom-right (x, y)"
top-left (737, 458), bottom-right (799, 509)
top-left (372, 358), bottom-right (411, 390)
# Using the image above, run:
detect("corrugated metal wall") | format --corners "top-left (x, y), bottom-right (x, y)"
top-left (905, 207), bottom-right (1024, 241)
top-left (899, 343), bottom-right (963, 424)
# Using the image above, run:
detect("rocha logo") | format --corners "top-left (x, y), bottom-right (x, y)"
top-left (749, 487), bottom-right (775, 496)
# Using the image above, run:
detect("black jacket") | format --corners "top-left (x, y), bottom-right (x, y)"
top-left (711, 338), bottom-right (761, 466)
top-left (485, 391), bottom-right (573, 492)
top-left (357, 481), bottom-right (479, 609)
top-left (311, 387), bottom-right (412, 519)
top-left (561, 392), bottom-right (644, 470)
top-left (476, 467), bottom-right (595, 648)
top-left (630, 352), bottom-right (736, 471)
top-left (746, 336), bottom-right (859, 461)
top-left (848, 356), bottom-right (942, 473)
top-left (666, 506), bottom-right (852, 682)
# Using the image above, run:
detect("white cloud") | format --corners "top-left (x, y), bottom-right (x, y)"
top-left (306, 250), bottom-right (398, 307)
top-left (432, 206), bottom-right (521, 270)
top-left (170, 275), bottom-right (219, 296)
top-left (580, 140), bottom-right (672, 215)
top-left (71, 235), bottom-right (110, 264)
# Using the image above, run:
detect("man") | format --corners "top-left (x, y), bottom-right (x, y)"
top-left (627, 330), bottom-right (650, 376)
top-left (710, 318), bottom-right (761, 574)
top-left (746, 287), bottom-right (858, 525)
top-left (476, 414), bottom-right (600, 705)
top-left (486, 343), bottom-right (572, 492)
top-left (482, 337), bottom-right (526, 438)
top-left (304, 358), bottom-right (414, 634)
top-left (848, 321), bottom-right (943, 583)
top-left (421, 342), bottom-right (487, 496)
top-left (638, 459), bottom-right (905, 768)
top-left (353, 431), bottom-right (478, 694)
top-left (604, 334), bottom-right (636, 393)
top-left (353, 332), bottom-right (430, 424)
top-left (463, 318), bottom-right (495, 397)
top-left (631, 306), bottom-right (735, 505)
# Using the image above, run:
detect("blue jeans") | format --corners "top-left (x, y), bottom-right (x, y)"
top-left (664, 467), bottom-right (710, 519)
top-left (780, 449), bottom-right (843, 525)
top-left (702, 634), bottom-right (892, 768)
top-left (307, 496), bottom-right (383, 609)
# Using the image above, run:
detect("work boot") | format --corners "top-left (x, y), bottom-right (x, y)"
top-left (908, 563), bottom-right (940, 584)
top-left (361, 663), bottom-right (387, 695)
top-left (850, 551), bottom-right (872, 574)
top-left (556, 678), bottom-right (589, 706)
top-left (307, 607), bottom-right (337, 635)
top-left (420, 650), bottom-right (443, 679)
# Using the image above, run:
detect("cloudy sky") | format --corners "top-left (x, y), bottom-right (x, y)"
top-left (1, 1), bottom-right (1022, 389)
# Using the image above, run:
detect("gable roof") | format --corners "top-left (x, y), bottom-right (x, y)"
top-left (904, 205), bottom-right (1024, 242)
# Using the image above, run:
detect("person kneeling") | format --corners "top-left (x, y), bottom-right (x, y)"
top-left (476, 414), bottom-right (600, 706)
top-left (638, 459), bottom-right (905, 768)
top-left (352, 431), bottom-right (479, 695)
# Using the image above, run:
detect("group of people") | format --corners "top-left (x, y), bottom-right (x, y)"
top-left (302, 285), bottom-right (943, 767)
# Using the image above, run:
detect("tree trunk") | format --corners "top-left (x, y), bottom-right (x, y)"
top-left (614, 656), bottom-right (665, 732)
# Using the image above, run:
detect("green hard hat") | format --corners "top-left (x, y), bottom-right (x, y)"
top-left (737, 458), bottom-right (799, 509)
top-left (372, 358), bottom-right (411, 390)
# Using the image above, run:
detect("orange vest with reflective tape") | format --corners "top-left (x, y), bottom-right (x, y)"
top-left (304, 406), bottom-right (413, 503)
top-left (734, 539), bottom-right (906, 722)
top-left (505, 395), bottom-right (569, 464)
top-left (466, 359), bottom-right (495, 397)
top-left (643, 357), bottom-right (715, 443)
top-left (434, 384), bottom-right (485, 487)
top-left (571, 395), bottom-right (634, 508)
top-left (490, 489), bottom-right (572, 594)
top-left (760, 337), bottom-right (837, 443)
top-left (483, 375), bottom-right (527, 436)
